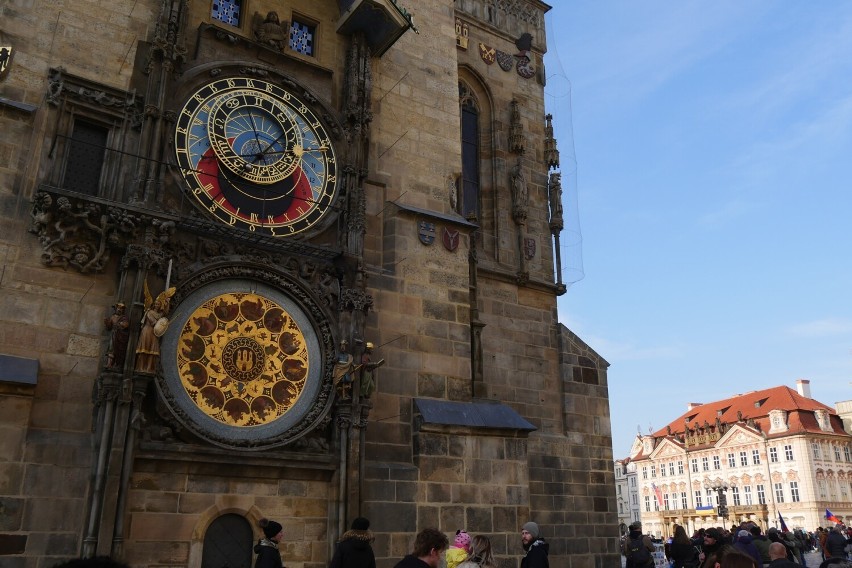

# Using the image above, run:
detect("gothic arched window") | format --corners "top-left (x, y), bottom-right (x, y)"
top-left (459, 82), bottom-right (480, 219)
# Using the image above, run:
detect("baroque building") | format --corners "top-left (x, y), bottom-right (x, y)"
top-left (614, 458), bottom-right (640, 534)
top-left (0, 1), bottom-right (618, 567)
top-left (628, 380), bottom-right (852, 537)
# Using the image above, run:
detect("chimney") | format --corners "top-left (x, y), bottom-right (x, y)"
top-left (686, 402), bottom-right (703, 411)
top-left (796, 379), bottom-right (811, 399)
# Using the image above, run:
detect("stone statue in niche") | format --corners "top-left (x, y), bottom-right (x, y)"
top-left (134, 283), bottom-right (176, 374)
top-left (333, 339), bottom-right (355, 399)
top-left (104, 302), bottom-right (131, 369)
top-left (359, 341), bottom-right (385, 398)
top-left (510, 160), bottom-right (528, 220)
top-left (253, 11), bottom-right (288, 51)
top-left (548, 171), bottom-right (563, 227)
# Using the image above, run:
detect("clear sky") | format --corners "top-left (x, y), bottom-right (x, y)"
top-left (544, 1), bottom-right (852, 459)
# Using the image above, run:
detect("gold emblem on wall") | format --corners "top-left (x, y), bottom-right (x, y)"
top-left (176, 292), bottom-right (309, 427)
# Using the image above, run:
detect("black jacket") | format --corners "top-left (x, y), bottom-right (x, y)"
top-left (254, 539), bottom-right (283, 568)
top-left (521, 538), bottom-right (549, 568)
top-left (329, 529), bottom-right (376, 568)
top-left (393, 555), bottom-right (431, 568)
top-left (669, 542), bottom-right (698, 568)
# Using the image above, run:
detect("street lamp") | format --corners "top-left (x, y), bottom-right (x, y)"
top-left (704, 480), bottom-right (730, 520)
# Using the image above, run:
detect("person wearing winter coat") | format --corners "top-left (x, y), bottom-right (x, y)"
top-left (254, 518), bottom-right (284, 568)
top-left (732, 530), bottom-right (762, 567)
top-left (329, 517), bottom-right (376, 568)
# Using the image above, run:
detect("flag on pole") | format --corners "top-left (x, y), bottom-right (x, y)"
top-left (652, 483), bottom-right (664, 507)
top-left (778, 512), bottom-right (789, 533)
top-left (826, 508), bottom-right (841, 524)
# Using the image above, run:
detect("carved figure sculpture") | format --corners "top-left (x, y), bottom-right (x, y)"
top-left (104, 302), bottom-right (131, 369)
top-left (333, 339), bottom-right (355, 399)
top-left (134, 282), bottom-right (176, 374)
top-left (359, 342), bottom-right (385, 398)
top-left (510, 161), bottom-right (528, 220)
top-left (254, 11), bottom-right (287, 50)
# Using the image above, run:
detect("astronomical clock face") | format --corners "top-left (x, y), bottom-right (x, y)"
top-left (174, 77), bottom-right (338, 236)
top-left (159, 280), bottom-right (329, 448)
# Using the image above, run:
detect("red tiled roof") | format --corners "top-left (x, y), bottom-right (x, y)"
top-left (651, 385), bottom-right (844, 439)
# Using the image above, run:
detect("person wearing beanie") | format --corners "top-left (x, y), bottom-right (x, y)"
top-left (255, 518), bottom-right (284, 568)
top-left (329, 517), bottom-right (376, 568)
top-left (623, 522), bottom-right (654, 568)
top-left (521, 521), bottom-right (549, 568)
top-left (447, 530), bottom-right (472, 568)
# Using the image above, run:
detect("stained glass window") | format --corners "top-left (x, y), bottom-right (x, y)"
top-left (212, 0), bottom-right (241, 27)
top-left (289, 20), bottom-right (315, 56)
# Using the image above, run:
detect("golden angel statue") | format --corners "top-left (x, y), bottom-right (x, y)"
top-left (134, 281), bottom-right (176, 374)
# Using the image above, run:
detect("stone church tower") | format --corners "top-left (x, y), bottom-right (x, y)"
top-left (0, 0), bottom-right (618, 566)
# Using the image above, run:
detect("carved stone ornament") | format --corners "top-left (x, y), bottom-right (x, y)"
top-left (253, 11), bottom-right (288, 51)
top-left (509, 99), bottom-right (525, 154)
top-left (0, 46), bottom-right (12, 80)
top-left (523, 237), bottom-right (535, 260)
top-left (29, 191), bottom-right (169, 273)
top-left (456, 18), bottom-right (469, 50)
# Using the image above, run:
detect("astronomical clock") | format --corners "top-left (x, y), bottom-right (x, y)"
top-left (156, 72), bottom-right (343, 449)
top-left (173, 76), bottom-right (339, 237)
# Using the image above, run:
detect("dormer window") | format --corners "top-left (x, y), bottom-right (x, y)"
top-left (815, 409), bottom-right (832, 432)
top-left (768, 409), bottom-right (788, 433)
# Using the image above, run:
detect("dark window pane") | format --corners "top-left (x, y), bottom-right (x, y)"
top-left (64, 121), bottom-right (108, 196)
top-left (460, 107), bottom-right (479, 218)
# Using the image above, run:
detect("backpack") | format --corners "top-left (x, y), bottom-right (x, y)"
top-left (626, 536), bottom-right (652, 566)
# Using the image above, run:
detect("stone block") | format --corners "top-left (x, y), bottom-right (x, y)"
top-left (130, 490), bottom-right (180, 513)
top-left (123, 540), bottom-right (190, 565)
top-left (132, 472), bottom-right (188, 492)
top-left (0, 427), bottom-right (25, 463)
top-left (416, 373), bottom-right (445, 398)
top-left (278, 480), bottom-right (307, 496)
top-left (186, 475), bottom-right (229, 494)
top-left (0, 397), bottom-right (31, 426)
top-left (439, 505), bottom-right (463, 531)
top-left (364, 479), bottom-right (395, 501)
top-left (22, 464), bottom-right (87, 497)
top-left (419, 456), bottom-right (463, 483)
top-left (396, 481), bottom-right (417, 502)
top-left (129, 512), bottom-right (198, 541)
top-left (453, 484), bottom-right (476, 504)
top-left (21, 497), bottom-right (83, 531)
top-left (465, 460), bottom-right (491, 484)
top-left (44, 532), bottom-right (78, 555)
top-left (416, 433), bottom-right (447, 456)
top-left (465, 506), bottom-right (492, 532)
top-left (368, 502), bottom-right (417, 533)
top-left (426, 483), bottom-right (451, 503)
top-left (177, 492), bottom-right (216, 514)
top-left (0, 533), bottom-right (27, 554)
top-left (492, 506), bottom-right (517, 532)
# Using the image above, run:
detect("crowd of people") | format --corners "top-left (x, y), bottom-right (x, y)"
top-left (622, 521), bottom-right (852, 568)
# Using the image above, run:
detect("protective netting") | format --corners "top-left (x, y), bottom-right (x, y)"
top-left (544, 13), bottom-right (585, 288)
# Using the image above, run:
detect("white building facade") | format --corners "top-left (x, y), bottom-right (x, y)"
top-left (627, 381), bottom-right (852, 537)
top-left (615, 458), bottom-right (641, 534)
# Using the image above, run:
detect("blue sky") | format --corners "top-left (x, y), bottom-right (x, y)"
top-left (544, 1), bottom-right (852, 459)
